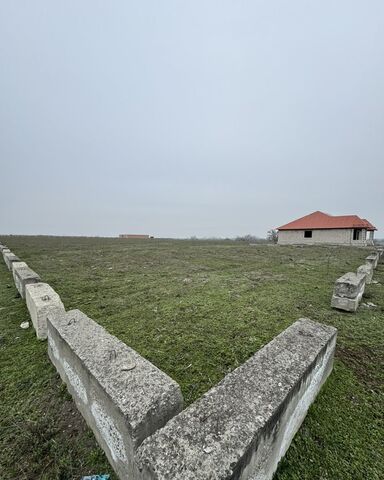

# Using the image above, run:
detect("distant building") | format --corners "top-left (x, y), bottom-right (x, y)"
top-left (277, 211), bottom-right (376, 246)
top-left (119, 234), bottom-right (154, 239)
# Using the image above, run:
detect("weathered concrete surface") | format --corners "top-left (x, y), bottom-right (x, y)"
top-left (12, 261), bottom-right (28, 281)
top-left (13, 264), bottom-right (41, 299)
top-left (357, 264), bottom-right (373, 284)
top-left (331, 295), bottom-right (360, 312)
top-left (12, 260), bottom-right (29, 292)
top-left (137, 319), bottom-right (337, 480)
top-left (331, 272), bottom-right (366, 312)
top-left (47, 309), bottom-right (183, 480)
top-left (366, 253), bottom-right (379, 269)
top-left (3, 251), bottom-right (21, 271)
top-left (25, 283), bottom-right (65, 339)
top-left (333, 272), bottom-right (366, 299)
top-left (0, 244), bottom-right (9, 252)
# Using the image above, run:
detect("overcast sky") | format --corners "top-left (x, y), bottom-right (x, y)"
top-left (1, 1), bottom-right (383, 238)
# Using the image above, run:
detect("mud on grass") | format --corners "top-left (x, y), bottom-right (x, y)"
top-left (1, 236), bottom-right (384, 479)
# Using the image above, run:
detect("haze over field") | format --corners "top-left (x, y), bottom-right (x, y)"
top-left (1, 1), bottom-right (383, 237)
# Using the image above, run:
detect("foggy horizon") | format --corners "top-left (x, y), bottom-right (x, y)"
top-left (1, 1), bottom-right (383, 238)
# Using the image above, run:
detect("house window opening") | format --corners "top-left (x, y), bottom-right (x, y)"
top-left (304, 230), bottom-right (313, 238)
top-left (353, 229), bottom-right (362, 240)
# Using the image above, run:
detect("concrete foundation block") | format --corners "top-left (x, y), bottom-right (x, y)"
top-left (331, 294), bottom-right (360, 312)
top-left (25, 283), bottom-right (65, 339)
top-left (47, 309), bottom-right (183, 480)
top-left (366, 254), bottom-right (379, 269)
top-left (0, 245), bottom-right (9, 252)
top-left (331, 272), bottom-right (365, 312)
top-left (357, 264), bottom-right (373, 284)
top-left (12, 261), bottom-right (28, 282)
top-left (13, 263), bottom-right (40, 298)
top-left (333, 272), bottom-right (366, 299)
top-left (12, 260), bottom-right (28, 293)
top-left (3, 251), bottom-right (21, 271)
top-left (137, 319), bottom-right (337, 480)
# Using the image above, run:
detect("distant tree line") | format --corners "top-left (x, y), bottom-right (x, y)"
top-left (235, 234), bottom-right (267, 243)
top-left (187, 230), bottom-right (279, 244)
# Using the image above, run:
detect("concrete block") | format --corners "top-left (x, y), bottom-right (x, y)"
top-left (137, 319), bottom-right (337, 480)
top-left (0, 244), bottom-right (9, 252)
top-left (366, 254), bottom-right (379, 269)
top-left (331, 272), bottom-right (366, 312)
top-left (357, 264), bottom-right (373, 284)
top-left (331, 294), bottom-right (360, 312)
top-left (25, 283), bottom-right (65, 339)
top-left (3, 251), bottom-right (21, 271)
top-left (1, 248), bottom-right (11, 261)
top-left (333, 272), bottom-right (366, 299)
top-left (47, 309), bottom-right (183, 480)
top-left (12, 261), bottom-right (28, 282)
top-left (13, 263), bottom-right (40, 298)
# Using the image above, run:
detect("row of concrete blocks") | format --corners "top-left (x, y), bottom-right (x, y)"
top-left (1, 243), bottom-right (65, 338)
top-left (1, 244), bottom-right (39, 298)
top-left (331, 250), bottom-right (383, 312)
top-left (0, 241), bottom-right (337, 480)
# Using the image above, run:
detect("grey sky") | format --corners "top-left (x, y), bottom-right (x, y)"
top-left (1, 1), bottom-right (383, 238)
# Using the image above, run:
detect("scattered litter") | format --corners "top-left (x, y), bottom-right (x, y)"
top-left (107, 267), bottom-right (113, 270)
top-left (361, 302), bottom-right (377, 308)
top-left (20, 321), bottom-right (30, 329)
top-left (367, 302), bottom-right (377, 307)
top-left (81, 475), bottom-right (110, 480)
top-left (203, 446), bottom-right (214, 454)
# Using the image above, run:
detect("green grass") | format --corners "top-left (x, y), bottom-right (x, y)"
top-left (0, 236), bottom-right (383, 479)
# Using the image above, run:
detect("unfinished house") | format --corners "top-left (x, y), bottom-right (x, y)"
top-left (277, 211), bottom-right (376, 246)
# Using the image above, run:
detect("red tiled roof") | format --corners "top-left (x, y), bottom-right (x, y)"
top-left (278, 211), bottom-right (376, 231)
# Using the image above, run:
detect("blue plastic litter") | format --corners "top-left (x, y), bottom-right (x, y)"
top-left (81, 475), bottom-right (110, 480)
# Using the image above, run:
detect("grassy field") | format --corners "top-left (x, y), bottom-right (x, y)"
top-left (0, 236), bottom-right (383, 479)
